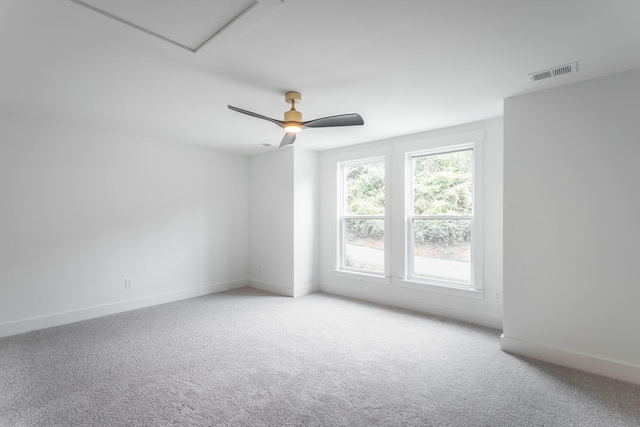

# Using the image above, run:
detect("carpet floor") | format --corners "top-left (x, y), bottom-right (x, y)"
top-left (1, 287), bottom-right (639, 426)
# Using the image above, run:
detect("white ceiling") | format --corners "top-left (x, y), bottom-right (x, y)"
top-left (71, 0), bottom-right (261, 51)
top-left (1, 0), bottom-right (640, 155)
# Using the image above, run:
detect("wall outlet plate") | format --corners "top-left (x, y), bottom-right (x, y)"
top-left (125, 278), bottom-right (134, 289)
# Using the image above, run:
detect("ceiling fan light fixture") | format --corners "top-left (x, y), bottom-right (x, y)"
top-left (283, 104), bottom-right (302, 132)
top-left (284, 124), bottom-right (302, 133)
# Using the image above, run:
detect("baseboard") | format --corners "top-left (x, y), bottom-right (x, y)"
top-left (248, 280), bottom-right (318, 298)
top-left (0, 279), bottom-right (249, 338)
top-left (248, 279), bottom-right (294, 297)
top-left (293, 284), bottom-right (318, 298)
top-left (320, 282), bottom-right (502, 330)
top-left (500, 334), bottom-right (640, 386)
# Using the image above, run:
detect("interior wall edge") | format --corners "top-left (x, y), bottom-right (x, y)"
top-left (500, 334), bottom-right (640, 386)
top-left (0, 279), bottom-right (249, 339)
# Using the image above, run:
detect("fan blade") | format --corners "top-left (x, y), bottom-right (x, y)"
top-left (228, 105), bottom-right (285, 128)
top-left (279, 133), bottom-right (296, 148)
top-left (302, 113), bottom-right (364, 128)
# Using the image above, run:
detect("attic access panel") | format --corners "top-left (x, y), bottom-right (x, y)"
top-left (70, 0), bottom-right (270, 53)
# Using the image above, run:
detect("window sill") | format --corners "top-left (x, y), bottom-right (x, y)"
top-left (332, 269), bottom-right (391, 285)
top-left (396, 279), bottom-right (484, 299)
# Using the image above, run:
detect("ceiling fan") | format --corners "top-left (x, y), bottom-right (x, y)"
top-left (228, 91), bottom-right (364, 148)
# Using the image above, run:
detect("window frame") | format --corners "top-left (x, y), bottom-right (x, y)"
top-left (394, 130), bottom-right (484, 296)
top-left (332, 146), bottom-right (392, 284)
top-left (330, 129), bottom-right (483, 298)
top-left (407, 144), bottom-right (475, 286)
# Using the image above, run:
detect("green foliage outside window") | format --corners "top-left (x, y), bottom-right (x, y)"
top-left (345, 161), bottom-right (385, 241)
top-left (413, 150), bottom-right (472, 216)
top-left (412, 150), bottom-right (472, 246)
top-left (345, 150), bottom-right (472, 247)
top-left (345, 161), bottom-right (385, 215)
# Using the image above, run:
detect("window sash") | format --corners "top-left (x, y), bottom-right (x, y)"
top-left (409, 147), bottom-right (474, 217)
top-left (406, 145), bottom-right (475, 288)
top-left (407, 217), bottom-right (473, 286)
top-left (339, 217), bottom-right (385, 274)
top-left (409, 214), bottom-right (473, 221)
top-left (338, 156), bottom-right (388, 276)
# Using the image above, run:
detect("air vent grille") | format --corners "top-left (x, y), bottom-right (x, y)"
top-left (529, 62), bottom-right (577, 82)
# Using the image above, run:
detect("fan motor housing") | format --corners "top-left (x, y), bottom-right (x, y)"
top-left (284, 109), bottom-right (302, 122)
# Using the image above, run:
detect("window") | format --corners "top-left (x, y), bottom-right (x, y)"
top-left (408, 147), bottom-right (473, 285)
top-left (332, 130), bottom-right (483, 296)
top-left (339, 157), bottom-right (386, 275)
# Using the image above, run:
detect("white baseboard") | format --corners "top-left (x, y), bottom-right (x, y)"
top-left (320, 282), bottom-right (502, 330)
top-left (500, 334), bottom-right (640, 386)
top-left (248, 279), bottom-right (318, 298)
top-left (0, 279), bottom-right (249, 338)
top-left (248, 279), bottom-right (294, 297)
top-left (293, 284), bottom-right (318, 298)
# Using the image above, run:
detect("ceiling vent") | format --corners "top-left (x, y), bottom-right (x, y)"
top-left (529, 62), bottom-right (577, 82)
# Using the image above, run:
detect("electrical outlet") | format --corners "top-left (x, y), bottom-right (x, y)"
top-left (494, 291), bottom-right (502, 302)
top-left (124, 278), bottom-right (134, 289)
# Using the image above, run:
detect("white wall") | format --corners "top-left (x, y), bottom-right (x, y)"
top-left (318, 118), bottom-right (504, 329)
top-left (502, 68), bottom-right (640, 384)
top-left (0, 112), bottom-right (249, 337)
top-left (293, 148), bottom-right (319, 296)
top-left (248, 148), bottom-right (295, 295)
top-left (248, 147), bottom-right (320, 297)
